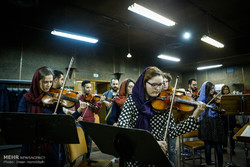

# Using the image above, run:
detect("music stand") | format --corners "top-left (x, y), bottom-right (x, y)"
top-left (220, 95), bottom-right (242, 115)
top-left (220, 95), bottom-right (242, 167)
top-left (0, 112), bottom-right (79, 145)
top-left (233, 124), bottom-right (250, 166)
top-left (79, 121), bottom-right (171, 167)
top-left (242, 95), bottom-right (250, 115)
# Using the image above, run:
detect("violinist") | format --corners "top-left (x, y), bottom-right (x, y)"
top-left (186, 78), bottom-right (200, 100)
top-left (74, 80), bottom-right (105, 160)
top-left (17, 66), bottom-right (65, 167)
top-left (106, 78), bottom-right (135, 126)
top-left (103, 78), bottom-right (119, 116)
top-left (197, 81), bottom-right (226, 167)
top-left (52, 70), bottom-right (64, 89)
top-left (117, 66), bottom-right (206, 167)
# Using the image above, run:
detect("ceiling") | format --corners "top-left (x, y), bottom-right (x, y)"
top-left (2, 0), bottom-right (250, 72)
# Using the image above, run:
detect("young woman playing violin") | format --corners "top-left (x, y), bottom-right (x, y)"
top-left (18, 66), bottom-right (66, 167)
top-left (117, 67), bottom-right (206, 167)
top-left (197, 81), bottom-right (226, 167)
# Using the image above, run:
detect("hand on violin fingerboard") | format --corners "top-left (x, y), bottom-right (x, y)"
top-left (77, 100), bottom-right (89, 112)
top-left (99, 96), bottom-right (106, 103)
top-left (192, 101), bottom-right (206, 119)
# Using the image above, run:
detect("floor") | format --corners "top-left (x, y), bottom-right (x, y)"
top-left (0, 141), bottom-right (248, 167)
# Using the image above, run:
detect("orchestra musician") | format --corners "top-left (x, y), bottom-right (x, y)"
top-left (52, 70), bottom-right (64, 89)
top-left (74, 80), bottom-right (105, 161)
top-left (197, 81), bottom-right (226, 167)
top-left (186, 78), bottom-right (200, 100)
top-left (117, 66), bottom-right (206, 167)
top-left (103, 78), bottom-right (119, 117)
top-left (17, 66), bottom-right (66, 167)
top-left (106, 78), bottom-right (135, 126)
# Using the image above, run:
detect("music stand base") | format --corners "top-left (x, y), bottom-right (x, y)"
top-left (225, 161), bottom-right (240, 167)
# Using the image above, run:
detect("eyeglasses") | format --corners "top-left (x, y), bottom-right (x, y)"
top-left (147, 81), bottom-right (163, 88)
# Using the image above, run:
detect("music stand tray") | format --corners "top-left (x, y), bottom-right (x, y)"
top-left (0, 112), bottom-right (79, 145)
top-left (79, 121), bottom-right (171, 167)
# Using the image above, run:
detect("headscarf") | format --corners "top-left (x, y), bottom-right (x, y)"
top-left (132, 67), bottom-right (155, 132)
top-left (197, 81), bottom-right (219, 119)
top-left (114, 79), bottom-right (128, 109)
top-left (23, 67), bottom-right (45, 113)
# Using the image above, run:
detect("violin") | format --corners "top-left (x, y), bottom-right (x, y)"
top-left (85, 93), bottom-right (102, 101)
top-left (152, 90), bottom-right (222, 113)
top-left (42, 88), bottom-right (102, 109)
top-left (192, 88), bottom-right (200, 99)
top-left (213, 92), bottom-right (222, 103)
top-left (42, 88), bottom-right (78, 108)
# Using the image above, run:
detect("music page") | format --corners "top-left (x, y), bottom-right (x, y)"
top-left (241, 125), bottom-right (250, 137)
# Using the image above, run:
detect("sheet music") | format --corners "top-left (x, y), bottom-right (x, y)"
top-left (241, 125), bottom-right (250, 137)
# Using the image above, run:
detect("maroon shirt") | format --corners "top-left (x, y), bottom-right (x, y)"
top-left (75, 95), bottom-right (102, 122)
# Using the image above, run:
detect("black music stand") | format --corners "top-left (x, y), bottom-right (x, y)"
top-left (220, 95), bottom-right (242, 167)
top-left (0, 112), bottom-right (79, 145)
top-left (79, 121), bottom-right (171, 167)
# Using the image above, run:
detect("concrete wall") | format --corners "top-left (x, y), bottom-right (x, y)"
top-left (182, 65), bottom-right (250, 92)
top-left (1, 29), bottom-right (249, 92)
top-left (0, 29), bottom-right (181, 88)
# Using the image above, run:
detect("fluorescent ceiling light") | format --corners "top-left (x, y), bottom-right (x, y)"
top-left (201, 35), bottom-right (224, 48)
top-left (128, 3), bottom-right (175, 26)
top-left (197, 64), bottom-right (223, 70)
top-left (158, 54), bottom-right (180, 62)
top-left (51, 29), bottom-right (98, 43)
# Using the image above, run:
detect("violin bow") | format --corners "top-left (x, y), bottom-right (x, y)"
top-left (53, 57), bottom-right (74, 114)
top-left (164, 76), bottom-right (179, 141)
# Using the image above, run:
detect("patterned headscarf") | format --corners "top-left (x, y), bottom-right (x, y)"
top-left (132, 67), bottom-right (155, 132)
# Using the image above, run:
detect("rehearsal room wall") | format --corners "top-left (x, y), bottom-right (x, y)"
top-left (181, 65), bottom-right (250, 91)
top-left (0, 29), bottom-right (182, 88)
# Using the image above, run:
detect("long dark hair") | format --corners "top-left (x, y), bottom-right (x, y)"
top-left (205, 82), bottom-right (214, 100)
top-left (221, 85), bottom-right (230, 95)
top-left (125, 79), bottom-right (135, 95)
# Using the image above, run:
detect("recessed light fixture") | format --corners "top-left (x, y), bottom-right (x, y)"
top-left (183, 32), bottom-right (191, 39)
top-left (158, 54), bottom-right (180, 62)
top-left (128, 3), bottom-right (175, 26)
top-left (51, 29), bottom-right (98, 43)
top-left (197, 64), bottom-right (223, 70)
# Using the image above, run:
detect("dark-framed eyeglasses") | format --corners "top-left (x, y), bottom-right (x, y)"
top-left (146, 81), bottom-right (163, 88)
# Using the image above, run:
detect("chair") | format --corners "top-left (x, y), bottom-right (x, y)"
top-left (181, 129), bottom-right (205, 166)
top-left (67, 126), bottom-right (112, 167)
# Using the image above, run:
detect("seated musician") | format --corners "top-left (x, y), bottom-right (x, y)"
top-left (74, 80), bottom-right (105, 160)
top-left (117, 66), bottom-right (206, 167)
